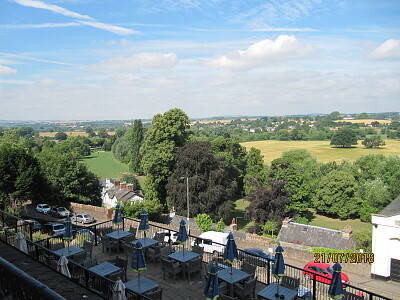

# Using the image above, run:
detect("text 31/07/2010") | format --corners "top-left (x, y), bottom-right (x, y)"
top-left (314, 252), bottom-right (374, 264)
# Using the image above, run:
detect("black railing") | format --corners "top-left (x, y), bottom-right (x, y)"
top-left (0, 211), bottom-right (394, 300)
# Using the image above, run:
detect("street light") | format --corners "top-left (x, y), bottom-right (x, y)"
top-left (179, 172), bottom-right (190, 233)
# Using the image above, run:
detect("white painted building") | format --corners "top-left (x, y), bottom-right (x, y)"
top-left (371, 195), bottom-right (400, 282)
top-left (102, 180), bottom-right (144, 209)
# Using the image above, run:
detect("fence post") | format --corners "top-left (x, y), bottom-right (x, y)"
top-left (1, 211), bottom-right (4, 227)
top-left (122, 217), bottom-right (125, 232)
top-left (312, 276), bottom-right (316, 300)
top-left (94, 224), bottom-right (98, 246)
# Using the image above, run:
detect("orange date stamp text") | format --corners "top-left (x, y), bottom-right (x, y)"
top-left (314, 252), bottom-right (374, 264)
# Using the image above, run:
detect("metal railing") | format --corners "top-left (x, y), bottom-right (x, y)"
top-left (0, 210), bottom-right (394, 300)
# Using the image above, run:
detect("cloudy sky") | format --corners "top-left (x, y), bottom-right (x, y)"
top-left (1, 0), bottom-right (399, 120)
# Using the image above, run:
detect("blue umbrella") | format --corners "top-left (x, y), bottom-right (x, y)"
top-left (131, 241), bottom-right (147, 288)
top-left (273, 245), bottom-right (285, 298)
top-left (138, 209), bottom-right (150, 240)
top-left (176, 220), bottom-right (188, 254)
top-left (204, 264), bottom-right (219, 300)
top-left (113, 204), bottom-right (123, 237)
top-left (328, 263), bottom-right (345, 299)
top-left (63, 216), bottom-right (73, 252)
top-left (223, 232), bottom-right (238, 274)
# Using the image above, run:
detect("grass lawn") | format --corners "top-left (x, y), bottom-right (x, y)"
top-left (308, 210), bottom-right (372, 234)
top-left (241, 139), bottom-right (400, 164)
top-left (82, 151), bottom-right (129, 179)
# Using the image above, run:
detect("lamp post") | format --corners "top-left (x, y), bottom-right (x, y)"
top-left (180, 172), bottom-right (190, 233)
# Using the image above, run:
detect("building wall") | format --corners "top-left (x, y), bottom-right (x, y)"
top-left (371, 214), bottom-right (400, 278)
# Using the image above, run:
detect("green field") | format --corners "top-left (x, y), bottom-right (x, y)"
top-left (82, 151), bottom-right (129, 179)
top-left (242, 139), bottom-right (400, 164)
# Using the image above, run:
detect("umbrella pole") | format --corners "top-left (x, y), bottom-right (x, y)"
top-left (68, 240), bottom-right (70, 252)
top-left (138, 272), bottom-right (141, 289)
top-left (275, 278), bottom-right (281, 298)
top-left (230, 264), bottom-right (233, 275)
top-left (118, 224), bottom-right (120, 238)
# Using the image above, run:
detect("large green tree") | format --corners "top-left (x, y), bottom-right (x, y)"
top-left (0, 143), bottom-right (45, 214)
top-left (166, 141), bottom-right (235, 221)
top-left (125, 119), bottom-right (144, 174)
top-left (313, 170), bottom-right (361, 219)
top-left (330, 127), bottom-right (358, 148)
top-left (141, 108), bottom-right (190, 210)
top-left (243, 147), bottom-right (268, 195)
top-left (37, 150), bottom-right (101, 205)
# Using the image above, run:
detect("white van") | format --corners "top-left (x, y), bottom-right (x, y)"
top-left (191, 231), bottom-right (229, 255)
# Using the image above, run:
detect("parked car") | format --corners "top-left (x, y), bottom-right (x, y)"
top-left (153, 230), bottom-right (179, 244)
top-left (71, 214), bottom-right (96, 224)
top-left (302, 262), bottom-right (350, 285)
top-left (25, 219), bottom-right (42, 231)
top-left (239, 248), bottom-right (275, 268)
top-left (36, 204), bottom-right (51, 214)
top-left (50, 206), bottom-right (70, 218)
top-left (42, 222), bottom-right (66, 236)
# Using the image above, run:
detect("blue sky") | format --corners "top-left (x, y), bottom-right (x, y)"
top-left (0, 0), bottom-right (399, 120)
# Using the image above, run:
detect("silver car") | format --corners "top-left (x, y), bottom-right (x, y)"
top-left (36, 204), bottom-right (51, 214)
top-left (50, 206), bottom-right (70, 218)
top-left (71, 214), bottom-right (96, 224)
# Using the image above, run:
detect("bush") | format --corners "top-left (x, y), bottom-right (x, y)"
top-left (353, 231), bottom-right (372, 252)
top-left (195, 214), bottom-right (213, 232)
top-left (215, 218), bottom-right (226, 232)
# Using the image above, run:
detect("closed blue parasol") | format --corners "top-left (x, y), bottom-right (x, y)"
top-left (176, 220), bottom-right (188, 254)
top-left (223, 232), bottom-right (238, 274)
top-left (273, 245), bottom-right (285, 298)
top-left (63, 216), bottom-right (73, 252)
top-left (204, 264), bottom-right (219, 300)
top-left (131, 241), bottom-right (147, 288)
top-left (113, 204), bottom-right (123, 225)
top-left (138, 209), bottom-right (149, 232)
top-left (328, 263), bottom-right (345, 299)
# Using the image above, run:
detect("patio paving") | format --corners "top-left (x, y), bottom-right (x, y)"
top-left (92, 242), bottom-right (268, 300)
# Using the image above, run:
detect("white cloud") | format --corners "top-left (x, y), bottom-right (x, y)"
top-left (205, 35), bottom-right (315, 70)
top-left (0, 52), bottom-right (78, 66)
top-left (1, 22), bottom-right (81, 29)
top-left (368, 39), bottom-right (400, 60)
top-left (89, 53), bottom-right (178, 72)
top-left (13, 0), bottom-right (94, 20)
top-left (76, 20), bottom-right (138, 35)
top-left (12, 0), bottom-right (137, 35)
top-left (0, 65), bottom-right (17, 75)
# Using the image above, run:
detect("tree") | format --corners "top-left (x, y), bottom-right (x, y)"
top-left (312, 170), bottom-right (361, 219)
top-left (359, 179), bottom-right (391, 222)
top-left (112, 138), bottom-right (131, 163)
top-left (330, 127), bottom-right (358, 147)
top-left (243, 147), bottom-right (268, 195)
top-left (195, 213), bottom-right (213, 232)
top-left (141, 108), bottom-right (190, 210)
top-left (215, 219), bottom-right (226, 232)
top-left (55, 132), bottom-right (68, 140)
top-left (362, 136), bottom-right (385, 148)
top-left (245, 180), bottom-right (292, 229)
top-left (125, 120), bottom-right (144, 174)
top-left (211, 138), bottom-right (247, 195)
top-left (0, 143), bottom-right (46, 214)
top-left (120, 174), bottom-right (141, 190)
top-left (37, 150), bottom-right (101, 205)
top-left (85, 127), bottom-right (96, 137)
top-left (261, 220), bottom-right (278, 236)
top-left (166, 141), bottom-right (235, 221)
top-left (357, 112), bottom-right (369, 119)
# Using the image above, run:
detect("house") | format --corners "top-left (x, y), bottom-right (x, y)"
top-left (371, 195), bottom-right (400, 282)
top-left (102, 180), bottom-right (144, 209)
top-left (276, 218), bottom-right (356, 250)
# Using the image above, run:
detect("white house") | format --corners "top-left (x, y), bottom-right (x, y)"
top-left (102, 180), bottom-right (144, 209)
top-left (371, 195), bottom-right (400, 282)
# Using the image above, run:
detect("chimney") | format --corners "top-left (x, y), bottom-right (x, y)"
top-left (120, 182), bottom-right (127, 190)
top-left (114, 180), bottom-right (120, 189)
top-left (282, 217), bottom-right (289, 227)
top-left (169, 207), bottom-right (175, 218)
top-left (126, 184), bottom-right (133, 191)
top-left (342, 225), bottom-right (352, 239)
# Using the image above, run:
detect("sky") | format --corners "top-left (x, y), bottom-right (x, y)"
top-left (0, 0), bottom-right (399, 120)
